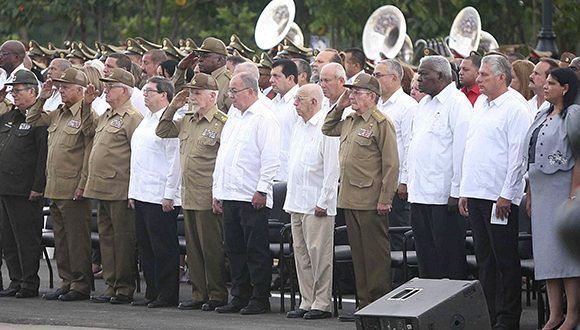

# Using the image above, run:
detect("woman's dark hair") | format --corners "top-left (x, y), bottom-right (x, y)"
top-left (548, 68), bottom-right (579, 117)
top-left (159, 60), bottom-right (178, 78)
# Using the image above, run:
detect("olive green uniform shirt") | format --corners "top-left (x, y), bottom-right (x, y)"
top-left (156, 104), bottom-right (227, 210)
top-left (211, 65), bottom-right (232, 113)
top-left (27, 99), bottom-right (95, 199)
top-left (84, 99), bottom-right (143, 201)
top-left (322, 105), bottom-right (399, 209)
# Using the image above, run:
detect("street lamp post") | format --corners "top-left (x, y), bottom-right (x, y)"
top-left (535, 0), bottom-right (559, 56)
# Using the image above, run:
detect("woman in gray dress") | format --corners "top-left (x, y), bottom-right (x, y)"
top-left (523, 68), bottom-right (579, 330)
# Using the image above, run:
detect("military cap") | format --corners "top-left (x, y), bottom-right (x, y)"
top-left (195, 37), bottom-right (228, 56)
top-left (46, 43), bottom-right (69, 59)
top-left (96, 42), bottom-right (124, 58)
top-left (52, 67), bottom-right (88, 87)
top-left (5, 70), bottom-right (39, 86)
top-left (135, 37), bottom-right (162, 51)
top-left (125, 38), bottom-right (148, 56)
top-left (184, 73), bottom-right (219, 90)
top-left (78, 41), bottom-right (98, 58)
top-left (277, 37), bottom-right (313, 58)
top-left (66, 42), bottom-right (91, 61)
top-left (364, 60), bottom-right (375, 75)
top-left (343, 72), bottom-right (381, 96)
top-left (422, 47), bottom-right (439, 57)
top-left (100, 68), bottom-right (135, 88)
top-left (528, 46), bottom-right (552, 59)
top-left (162, 38), bottom-right (187, 60)
top-left (257, 52), bottom-right (273, 69)
top-left (181, 38), bottom-right (198, 53)
top-left (227, 34), bottom-right (255, 58)
top-left (28, 40), bottom-right (55, 58)
top-left (560, 52), bottom-right (576, 65)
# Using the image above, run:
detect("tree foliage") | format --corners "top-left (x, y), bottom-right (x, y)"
top-left (0, 0), bottom-right (576, 54)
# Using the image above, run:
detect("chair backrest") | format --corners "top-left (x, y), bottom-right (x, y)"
top-left (269, 181), bottom-right (290, 224)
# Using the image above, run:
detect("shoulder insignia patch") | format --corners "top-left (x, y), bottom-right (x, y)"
top-left (214, 110), bottom-right (228, 123)
top-left (371, 109), bottom-right (386, 123)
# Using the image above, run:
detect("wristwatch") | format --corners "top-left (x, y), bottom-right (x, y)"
top-left (257, 191), bottom-right (267, 197)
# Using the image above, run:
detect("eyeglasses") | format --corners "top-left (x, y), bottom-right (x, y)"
top-left (227, 87), bottom-right (250, 96)
top-left (349, 89), bottom-right (372, 96)
top-left (143, 88), bottom-right (162, 94)
top-left (10, 87), bottom-right (32, 94)
top-left (294, 95), bottom-right (312, 102)
top-left (0, 51), bottom-right (17, 57)
top-left (372, 72), bottom-right (394, 79)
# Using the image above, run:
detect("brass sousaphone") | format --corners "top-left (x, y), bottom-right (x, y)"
top-left (254, 0), bottom-right (296, 50)
top-left (448, 6), bottom-right (482, 57)
top-left (362, 5), bottom-right (407, 61)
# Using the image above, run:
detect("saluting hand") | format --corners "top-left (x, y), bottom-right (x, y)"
top-left (377, 202), bottom-right (392, 215)
top-left (84, 83), bottom-right (98, 106)
top-left (336, 89), bottom-right (351, 111)
top-left (169, 90), bottom-right (189, 110)
top-left (178, 52), bottom-right (199, 70)
top-left (0, 86), bottom-right (7, 103)
top-left (39, 79), bottom-right (54, 100)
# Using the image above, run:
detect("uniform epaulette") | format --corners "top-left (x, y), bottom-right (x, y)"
top-left (214, 110), bottom-right (228, 123)
top-left (224, 70), bottom-right (232, 79)
top-left (371, 109), bottom-right (386, 123)
top-left (126, 109), bottom-right (136, 115)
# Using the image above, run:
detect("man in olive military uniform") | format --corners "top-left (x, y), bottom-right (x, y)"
top-left (84, 68), bottom-right (143, 304)
top-left (156, 73), bottom-right (228, 312)
top-left (172, 37), bottom-right (232, 113)
top-left (27, 67), bottom-right (97, 301)
top-left (0, 70), bottom-right (48, 299)
top-left (321, 73), bottom-right (399, 321)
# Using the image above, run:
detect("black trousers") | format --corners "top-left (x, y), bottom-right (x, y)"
top-left (390, 193), bottom-right (411, 251)
top-left (410, 203), bottom-right (468, 280)
top-left (222, 200), bottom-right (271, 304)
top-left (467, 198), bottom-right (521, 328)
top-left (0, 195), bottom-right (43, 291)
top-left (134, 200), bottom-right (180, 305)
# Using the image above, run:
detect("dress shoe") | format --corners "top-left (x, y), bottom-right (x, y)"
top-left (0, 288), bottom-right (19, 297)
top-left (239, 301), bottom-right (270, 315)
top-left (201, 300), bottom-right (227, 311)
top-left (177, 299), bottom-right (206, 310)
top-left (58, 290), bottom-right (89, 301)
top-left (147, 300), bottom-right (174, 308)
top-left (110, 294), bottom-right (132, 304)
top-left (286, 308), bottom-right (308, 318)
top-left (90, 294), bottom-right (113, 303)
top-left (43, 288), bottom-right (68, 301)
top-left (15, 289), bottom-right (38, 298)
top-left (215, 301), bottom-right (247, 314)
top-left (131, 298), bottom-right (154, 307)
top-left (338, 312), bottom-right (355, 322)
top-left (304, 309), bottom-right (332, 320)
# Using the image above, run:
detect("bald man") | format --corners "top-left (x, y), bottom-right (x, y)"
top-left (284, 84), bottom-right (339, 319)
top-left (0, 40), bottom-right (28, 102)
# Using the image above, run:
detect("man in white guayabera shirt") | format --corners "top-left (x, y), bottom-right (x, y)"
top-left (128, 76), bottom-right (182, 308)
top-left (212, 72), bottom-right (280, 315)
top-left (458, 55), bottom-right (531, 330)
top-left (284, 84), bottom-right (339, 320)
top-left (406, 55), bottom-right (471, 281)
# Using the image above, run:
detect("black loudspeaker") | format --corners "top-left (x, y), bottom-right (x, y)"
top-left (355, 278), bottom-right (491, 330)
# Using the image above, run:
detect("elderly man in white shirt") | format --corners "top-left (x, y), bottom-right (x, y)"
top-left (270, 58), bottom-right (300, 181)
top-left (318, 63), bottom-right (354, 120)
top-left (373, 59), bottom-right (417, 251)
top-left (406, 55), bottom-right (471, 281)
top-left (458, 55), bottom-right (531, 330)
top-left (128, 76), bottom-right (181, 308)
top-left (284, 84), bottom-right (339, 320)
top-left (212, 72), bottom-right (280, 315)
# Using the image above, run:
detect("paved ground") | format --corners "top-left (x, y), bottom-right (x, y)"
top-left (0, 260), bottom-right (541, 329)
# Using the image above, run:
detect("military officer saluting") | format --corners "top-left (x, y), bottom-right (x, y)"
top-left (84, 68), bottom-right (143, 304)
top-left (156, 73), bottom-right (229, 311)
top-left (27, 67), bottom-right (97, 301)
top-left (0, 70), bottom-right (48, 299)
top-left (321, 73), bottom-right (399, 321)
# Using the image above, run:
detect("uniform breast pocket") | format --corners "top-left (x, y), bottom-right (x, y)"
top-left (353, 138), bottom-right (373, 159)
top-left (198, 137), bottom-right (218, 150)
top-left (103, 126), bottom-right (123, 143)
top-left (61, 126), bottom-right (81, 148)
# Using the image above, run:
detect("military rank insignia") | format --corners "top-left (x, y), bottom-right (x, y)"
top-left (201, 128), bottom-right (217, 139)
top-left (67, 119), bottom-right (81, 129)
top-left (110, 118), bottom-right (123, 129)
top-left (18, 123), bottom-right (31, 130)
top-left (357, 127), bottom-right (373, 138)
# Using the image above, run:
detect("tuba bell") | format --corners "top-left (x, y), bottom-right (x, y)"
top-left (286, 22), bottom-right (305, 48)
top-left (448, 6), bottom-right (482, 58)
top-left (362, 5), bottom-right (407, 61)
top-left (478, 30), bottom-right (499, 54)
top-left (254, 0), bottom-right (296, 50)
